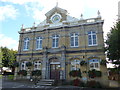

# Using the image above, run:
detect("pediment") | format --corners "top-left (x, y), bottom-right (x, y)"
top-left (45, 6), bottom-right (67, 17)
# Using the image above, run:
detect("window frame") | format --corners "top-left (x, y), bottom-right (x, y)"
top-left (52, 35), bottom-right (59, 48)
top-left (71, 60), bottom-right (80, 70)
top-left (88, 31), bottom-right (98, 46)
top-left (23, 37), bottom-right (30, 51)
top-left (70, 33), bottom-right (79, 47)
top-left (89, 59), bottom-right (100, 71)
top-left (21, 61), bottom-right (26, 70)
top-left (36, 37), bottom-right (43, 50)
top-left (34, 61), bottom-right (41, 70)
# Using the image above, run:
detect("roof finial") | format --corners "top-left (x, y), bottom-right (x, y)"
top-left (33, 22), bottom-right (35, 27)
top-left (56, 0), bottom-right (58, 7)
top-left (21, 24), bottom-right (24, 29)
top-left (97, 10), bottom-right (101, 18)
top-left (80, 14), bottom-right (83, 20)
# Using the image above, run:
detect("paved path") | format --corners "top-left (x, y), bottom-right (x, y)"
top-left (2, 78), bottom-right (120, 90)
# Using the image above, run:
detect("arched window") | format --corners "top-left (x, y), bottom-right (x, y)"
top-left (88, 31), bottom-right (97, 46)
top-left (71, 60), bottom-right (80, 70)
top-left (34, 61), bottom-right (41, 70)
top-left (70, 33), bottom-right (79, 47)
top-left (52, 35), bottom-right (59, 48)
top-left (89, 59), bottom-right (100, 70)
top-left (23, 37), bottom-right (29, 50)
top-left (36, 37), bottom-right (42, 50)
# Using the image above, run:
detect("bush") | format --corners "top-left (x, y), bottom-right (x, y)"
top-left (80, 61), bottom-right (87, 66)
top-left (26, 62), bottom-right (32, 67)
top-left (88, 69), bottom-right (102, 78)
top-left (79, 80), bottom-right (85, 87)
top-left (100, 60), bottom-right (107, 65)
top-left (13, 62), bottom-right (19, 67)
top-left (18, 70), bottom-right (27, 76)
top-left (69, 69), bottom-right (82, 78)
top-left (31, 70), bottom-right (41, 76)
top-left (73, 78), bottom-right (80, 86)
top-left (86, 80), bottom-right (102, 88)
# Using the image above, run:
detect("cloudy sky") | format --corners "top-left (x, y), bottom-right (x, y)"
top-left (0, 0), bottom-right (119, 50)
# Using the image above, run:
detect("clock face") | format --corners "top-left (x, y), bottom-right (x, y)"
top-left (51, 14), bottom-right (61, 23)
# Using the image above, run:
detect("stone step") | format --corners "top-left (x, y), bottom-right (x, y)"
top-left (37, 79), bottom-right (54, 86)
top-left (38, 83), bottom-right (52, 86)
top-left (40, 79), bottom-right (54, 82)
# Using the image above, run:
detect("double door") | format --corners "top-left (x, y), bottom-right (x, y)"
top-left (50, 64), bottom-right (60, 80)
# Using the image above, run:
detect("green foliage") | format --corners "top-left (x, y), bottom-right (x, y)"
top-left (0, 75), bottom-right (2, 79)
top-left (0, 48), bottom-right (2, 67)
top-left (13, 62), bottom-right (19, 67)
top-left (88, 69), bottom-right (102, 78)
top-left (100, 60), bottom-right (107, 65)
top-left (69, 69), bottom-right (82, 78)
top-left (108, 67), bottom-right (120, 74)
top-left (80, 61), bottom-right (87, 66)
top-left (31, 70), bottom-right (41, 76)
top-left (18, 70), bottom-right (27, 76)
top-left (1, 47), bottom-right (17, 67)
top-left (106, 21), bottom-right (120, 67)
top-left (26, 62), bottom-right (32, 67)
top-left (8, 75), bottom-right (14, 80)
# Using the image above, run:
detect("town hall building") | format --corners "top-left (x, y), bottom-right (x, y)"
top-left (16, 6), bottom-right (109, 86)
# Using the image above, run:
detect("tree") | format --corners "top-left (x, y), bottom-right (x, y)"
top-left (0, 48), bottom-right (2, 74)
top-left (1, 47), bottom-right (17, 67)
top-left (106, 21), bottom-right (120, 69)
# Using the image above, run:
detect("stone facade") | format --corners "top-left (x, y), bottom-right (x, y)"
top-left (16, 6), bottom-right (109, 86)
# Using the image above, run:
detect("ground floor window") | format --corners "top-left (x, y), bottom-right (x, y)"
top-left (71, 60), bottom-right (80, 70)
top-left (21, 61), bottom-right (27, 70)
top-left (89, 59), bottom-right (100, 70)
top-left (34, 61), bottom-right (41, 70)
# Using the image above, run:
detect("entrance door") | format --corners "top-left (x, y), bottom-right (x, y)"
top-left (50, 64), bottom-right (60, 80)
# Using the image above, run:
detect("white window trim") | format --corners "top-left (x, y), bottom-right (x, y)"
top-left (50, 13), bottom-right (62, 23)
top-left (71, 60), bottom-right (80, 70)
top-left (23, 38), bottom-right (29, 51)
top-left (34, 61), bottom-right (41, 70)
top-left (21, 61), bottom-right (27, 70)
top-left (52, 35), bottom-right (59, 48)
top-left (70, 33), bottom-right (79, 47)
top-left (89, 62), bottom-right (100, 71)
top-left (88, 31), bottom-right (98, 46)
top-left (36, 37), bottom-right (42, 50)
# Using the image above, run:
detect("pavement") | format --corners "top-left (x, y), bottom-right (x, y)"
top-left (1, 77), bottom-right (120, 90)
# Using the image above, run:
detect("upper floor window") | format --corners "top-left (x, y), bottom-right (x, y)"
top-left (36, 37), bottom-right (42, 50)
top-left (52, 35), bottom-right (59, 48)
top-left (70, 33), bottom-right (79, 47)
top-left (23, 37), bottom-right (29, 50)
top-left (89, 59), bottom-right (100, 71)
top-left (88, 31), bottom-right (97, 46)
